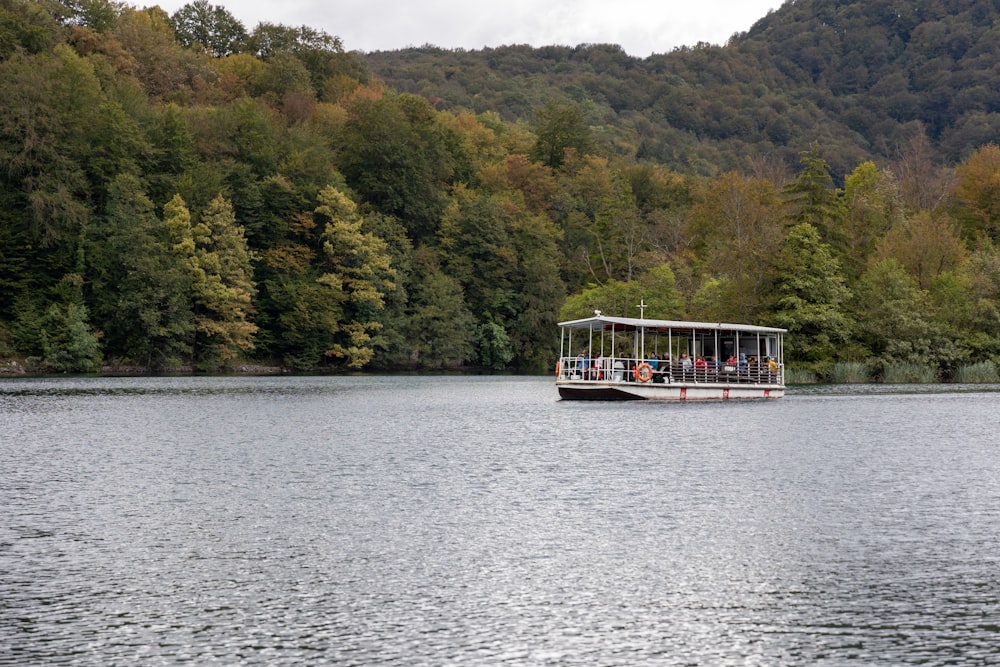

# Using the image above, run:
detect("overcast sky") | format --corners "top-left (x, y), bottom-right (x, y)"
top-left (146, 1), bottom-right (783, 57)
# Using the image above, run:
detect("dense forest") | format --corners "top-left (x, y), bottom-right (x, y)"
top-left (3, 0), bottom-right (1000, 381)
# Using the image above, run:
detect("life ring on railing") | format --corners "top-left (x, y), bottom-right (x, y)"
top-left (634, 362), bottom-right (653, 383)
top-left (555, 361), bottom-right (562, 378)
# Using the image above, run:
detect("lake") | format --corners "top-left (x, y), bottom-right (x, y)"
top-left (2, 376), bottom-right (999, 665)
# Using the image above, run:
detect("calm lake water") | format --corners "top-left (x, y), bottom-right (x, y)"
top-left (2, 375), bottom-right (999, 665)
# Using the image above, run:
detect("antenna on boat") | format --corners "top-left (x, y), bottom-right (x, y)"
top-left (637, 298), bottom-right (646, 319)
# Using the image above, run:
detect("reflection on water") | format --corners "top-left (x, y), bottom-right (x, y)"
top-left (2, 376), bottom-right (999, 665)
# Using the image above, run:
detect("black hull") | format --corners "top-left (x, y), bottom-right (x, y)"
top-left (558, 386), bottom-right (646, 400)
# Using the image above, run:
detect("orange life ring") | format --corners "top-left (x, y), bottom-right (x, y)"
top-left (555, 361), bottom-right (562, 378)
top-left (634, 362), bottom-right (653, 383)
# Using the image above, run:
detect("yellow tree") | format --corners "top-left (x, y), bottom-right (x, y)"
top-left (167, 193), bottom-right (258, 369)
top-left (954, 143), bottom-right (1000, 243)
top-left (876, 211), bottom-right (965, 291)
top-left (315, 185), bottom-right (396, 368)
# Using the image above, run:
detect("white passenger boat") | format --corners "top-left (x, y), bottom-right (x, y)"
top-left (556, 314), bottom-right (786, 400)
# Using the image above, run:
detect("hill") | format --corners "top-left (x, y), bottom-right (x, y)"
top-left (362, 0), bottom-right (1000, 178)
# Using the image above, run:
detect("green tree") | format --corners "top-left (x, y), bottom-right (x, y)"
top-left (852, 258), bottom-right (958, 370)
top-left (531, 98), bottom-right (593, 169)
top-left (55, 0), bottom-right (120, 32)
top-left (89, 177), bottom-right (193, 367)
top-left (170, 0), bottom-right (247, 56)
top-left (506, 208), bottom-right (565, 370)
top-left (841, 161), bottom-right (903, 278)
top-left (476, 318), bottom-right (514, 370)
top-left (38, 277), bottom-right (101, 372)
top-left (876, 211), bottom-right (965, 290)
top-left (403, 249), bottom-right (475, 368)
top-left (0, 0), bottom-right (61, 57)
top-left (438, 187), bottom-right (517, 314)
top-left (0, 45), bottom-right (102, 250)
top-left (783, 145), bottom-right (846, 254)
top-left (559, 264), bottom-right (683, 321)
top-left (769, 222), bottom-right (853, 369)
top-left (337, 93), bottom-right (456, 240)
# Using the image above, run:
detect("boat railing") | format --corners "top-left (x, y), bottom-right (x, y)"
top-left (557, 356), bottom-right (784, 385)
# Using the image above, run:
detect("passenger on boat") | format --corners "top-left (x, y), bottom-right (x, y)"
top-left (647, 353), bottom-right (659, 371)
top-left (656, 355), bottom-right (671, 383)
top-left (695, 355), bottom-right (707, 380)
top-left (680, 352), bottom-right (693, 381)
top-left (594, 353), bottom-right (605, 380)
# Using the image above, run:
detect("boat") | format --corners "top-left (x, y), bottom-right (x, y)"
top-left (555, 313), bottom-right (786, 400)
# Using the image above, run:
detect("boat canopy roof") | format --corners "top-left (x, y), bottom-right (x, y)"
top-left (558, 315), bottom-right (786, 335)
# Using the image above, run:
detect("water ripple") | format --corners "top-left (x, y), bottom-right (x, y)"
top-left (2, 376), bottom-right (999, 664)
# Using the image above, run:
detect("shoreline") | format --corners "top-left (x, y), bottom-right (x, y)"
top-left (0, 359), bottom-right (287, 377)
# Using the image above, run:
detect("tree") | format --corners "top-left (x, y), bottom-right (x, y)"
top-left (689, 172), bottom-right (784, 320)
top-left (476, 319), bottom-right (514, 370)
top-left (782, 145), bottom-right (846, 254)
top-left (0, 0), bottom-right (61, 57)
top-left (0, 45), bottom-right (102, 250)
top-left (953, 143), bottom-right (1000, 243)
top-left (88, 177), bottom-right (193, 367)
top-left (184, 194), bottom-right (258, 369)
top-left (841, 161), bottom-right (903, 277)
top-left (337, 93), bottom-right (454, 240)
top-left (769, 223), bottom-right (853, 368)
top-left (403, 249), bottom-right (475, 369)
top-left (506, 208), bottom-right (566, 370)
top-left (37, 278), bottom-right (101, 372)
top-left (853, 258), bottom-right (957, 370)
top-left (438, 187), bottom-right (517, 314)
top-left (530, 98), bottom-right (594, 169)
top-left (876, 211), bottom-right (965, 290)
top-left (559, 264), bottom-right (683, 321)
top-left (55, 0), bottom-right (121, 32)
top-left (316, 185), bottom-right (396, 368)
top-left (170, 0), bottom-right (247, 56)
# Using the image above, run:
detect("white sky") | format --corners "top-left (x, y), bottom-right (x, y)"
top-left (145, 1), bottom-right (784, 58)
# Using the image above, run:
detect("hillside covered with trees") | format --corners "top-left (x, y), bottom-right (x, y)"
top-left (365, 0), bottom-right (1000, 179)
top-left (3, 0), bottom-right (1000, 381)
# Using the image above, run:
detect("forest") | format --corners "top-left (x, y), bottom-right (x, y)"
top-left (3, 0), bottom-right (1000, 381)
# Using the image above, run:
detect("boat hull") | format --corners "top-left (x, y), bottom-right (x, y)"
top-left (556, 380), bottom-right (784, 401)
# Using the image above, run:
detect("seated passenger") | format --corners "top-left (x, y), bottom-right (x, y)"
top-left (680, 352), bottom-right (693, 380)
top-left (694, 355), bottom-right (707, 381)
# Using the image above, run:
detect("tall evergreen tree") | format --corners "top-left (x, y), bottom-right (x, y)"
top-left (315, 185), bottom-right (396, 368)
top-left (185, 194), bottom-right (258, 369)
top-left (783, 145), bottom-right (846, 255)
top-left (769, 222), bottom-right (853, 369)
top-left (89, 177), bottom-right (192, 367)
